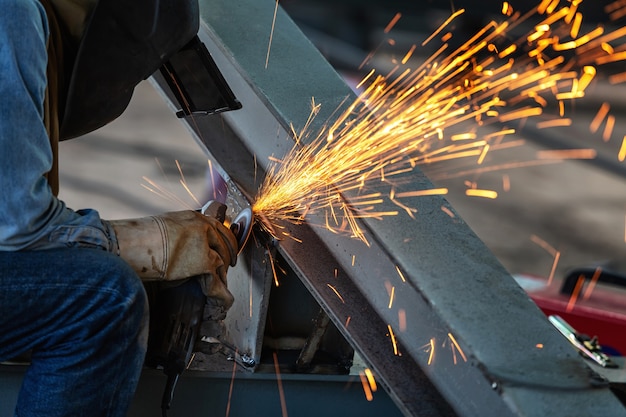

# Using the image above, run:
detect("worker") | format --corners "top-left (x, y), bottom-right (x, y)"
top-left (0, 0), bottom-right (238, 416)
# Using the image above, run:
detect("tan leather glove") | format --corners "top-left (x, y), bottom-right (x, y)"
top-left (107, 211), bottom-right (238, 308)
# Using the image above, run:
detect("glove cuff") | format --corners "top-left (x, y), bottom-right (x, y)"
top-left (108, 216), bottom-right (167, 280)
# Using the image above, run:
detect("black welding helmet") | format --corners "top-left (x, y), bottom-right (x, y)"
top-left (58, 0), bottom-right (199, 140)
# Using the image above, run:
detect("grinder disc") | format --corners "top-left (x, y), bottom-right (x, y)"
top-left (231, 207), bottom-right (253, 253)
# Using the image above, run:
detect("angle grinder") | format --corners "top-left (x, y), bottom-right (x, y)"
top-left (144, 200), bottom-right (252, 416)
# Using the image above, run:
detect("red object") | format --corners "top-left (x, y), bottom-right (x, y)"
top-left (515, 272), bottom-right (626, 356)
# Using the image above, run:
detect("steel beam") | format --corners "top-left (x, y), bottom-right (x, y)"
top-left (151, 0), bottom-right (626, 416)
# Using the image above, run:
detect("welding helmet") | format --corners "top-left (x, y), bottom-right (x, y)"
top-left (56, 0), bottom-right (199, 139)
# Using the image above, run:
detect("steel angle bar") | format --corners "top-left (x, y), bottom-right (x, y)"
top-left (152, 0), bottom-right (626, 415)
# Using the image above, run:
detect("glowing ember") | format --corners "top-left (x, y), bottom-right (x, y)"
top-left (252, 1), bottom-right (625, 242)
top-left (359, 371), bottom-right (374, 402)
top-left (566, 274), bottom-right (585, 312)
top-left (582, 267), bottom-right (603, 300)
top-left (530, 234), bottom-right (561, 285)
top-left (388, 324), bottom-right (400, 356)
top-left (448, 333), bottom-right (468, 363)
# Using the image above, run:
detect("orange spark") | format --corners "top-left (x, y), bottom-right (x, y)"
top-left (394, 188), bottom-right (449, 198)
top-left (265, 0), bottom-right (280, 69)
top-left (327, 284), bottom-right (345, 303)
top-left (427, 338), bottom-right (436, 365)
top-left (398, 309), bottom-right (407, 332)
top-left (583, 267), bottom-right (603, 300)
top-left (225, 348), bottom-right (238, 417)
top-left (422, 9), bottom-right (465, 46)
top-left (441, 205), bottom-right (456, 217)
top-left (536, 118), bottom-right (572, 129)
top-left (272, 352), bottom-right (289, 417)
top-left (590, 102), bottom-right (611, 133)
top-left (548, 251), bottom-right (561, 285)
top-left (570, 12), bottom-right (583, 38)
top-left (465, 189), bottom-right (498, 199)
top-left (364, 368), bottom-right (378, 392)
top-left (384, 13), bottom-right (402, 33)
top-left (268, 248), bottom-right (280, 287)
top-left (359, 372), bottom-right (374, 402)
top-left (252, 2), bottom-right (625, 243)
top-left (603, 115), bottom-right (615, 142)
top-left (388, 324), bottom-right (400, 356)
top-left (618, 136), bottom-right (626, 161)
top-left (535, 149), bottom-right (597, 159)
top-left (566, 275), bottom-right (585, 312)
top-left (402, 45), bottom-right (417, 64)
top-left (448, 333), bottom-right (468, 363)
top-left (388, 285), bottom-right (396, 308)
top-left (530, 235), bottom-right (560, 284)
top-left (395, 265), bottom-right (407, 282)
top-left (502, 174), bottom-right (511, 192)
top-left (609, 71), bottom-right (626, 84)
top-left (502, 2), bottom-right (513, 16)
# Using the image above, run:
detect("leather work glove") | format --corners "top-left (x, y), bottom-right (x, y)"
top-left (107, 211), bottom-right (238, 309)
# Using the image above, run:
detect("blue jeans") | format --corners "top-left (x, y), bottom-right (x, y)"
top-left (0, 248), bottom-right (149, 417)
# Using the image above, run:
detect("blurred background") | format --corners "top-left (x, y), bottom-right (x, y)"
top-left (58, 0), bottom-right (626, 283)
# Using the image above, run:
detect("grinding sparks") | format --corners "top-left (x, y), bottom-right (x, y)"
top-left (252, 1), bottom-right (626, 242)
top-left (388, 324), bottom-right (400, 356)
top-left (448, 333), bottom-right (468, 364)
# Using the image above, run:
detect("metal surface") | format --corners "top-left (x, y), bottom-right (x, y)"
top-left (149, 0), bottom-right (626, 415)
top-left (0, 365), bottom-right (403, 417)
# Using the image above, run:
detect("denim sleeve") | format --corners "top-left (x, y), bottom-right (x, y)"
top-left (0, 0), bottom-right (115, 252)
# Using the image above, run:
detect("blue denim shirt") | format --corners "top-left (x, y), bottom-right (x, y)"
top-left (0, 0), bottom-right (113, 252)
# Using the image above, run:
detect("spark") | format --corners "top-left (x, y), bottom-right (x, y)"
top-left (427, 338), bottom-right (436, 365)
top-left (327, 284), bottom-right (345, 303)
top-left (619, 136), bottom-right (626, 161)
top-left (398, 309), bottom-right (407, 332)
top-left (448, 333), bottom-right (468, 363)
top-left (225, 348), bottom-right (238, 417)
top-left (272, 352), bottom-right (289, 417)
top-left (590, 102), bottom-right (611, 133)
top-left (388, 285), bottom-right (396, 308)
top-left (384, 13), bottom-right (402, 34)
top-left (583, 267), bottom-right (602, 300)
top-left (359, 372), bottom-right (374, 402)
top-left (609, 71), bottom-right (626, 84)
top-left (465, 189), bottom-right (498, 199)
top-left (388, 324), bottom-right (400, 356)
top-left (422, 9), bottom-right (465, 46)
top-left (502, 174), bottom-right (511, 192)
top-left (393, 188), bottom-right (449, 198)
top-left (536, 118), bottom-right (572, 129)
top-left (251, 1), bottom-right (626, 243)
top-left (530, 234), bottom-right (561, 285)
top-left (603, 115), bottom-right (616, 142)
top-left (364, 368), bottom-right (378, 392)
top-left (536, 149), bottom-right (597, 159)
top-left (265, 0), bottom-right (280, 69)
top-left (395, 265), bottom-right (407, 282)
top-left (268, 248), bottom-right (280, 287)
top-left (566, 274), bottom-right (585, 312)
top-left (548, 251), bottom-right (561, 285)
top-left (441, 205), bottom-right (456, 217)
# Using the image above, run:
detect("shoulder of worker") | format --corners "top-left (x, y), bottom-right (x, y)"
top-left (47, 0), bottom-right (96, 41)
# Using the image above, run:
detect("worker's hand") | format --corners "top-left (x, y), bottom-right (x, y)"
top-left (106, 211), bottom-right (238, 306)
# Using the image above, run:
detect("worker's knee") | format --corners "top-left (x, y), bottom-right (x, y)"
top-left (95, 252), bottom-right (149, 342)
